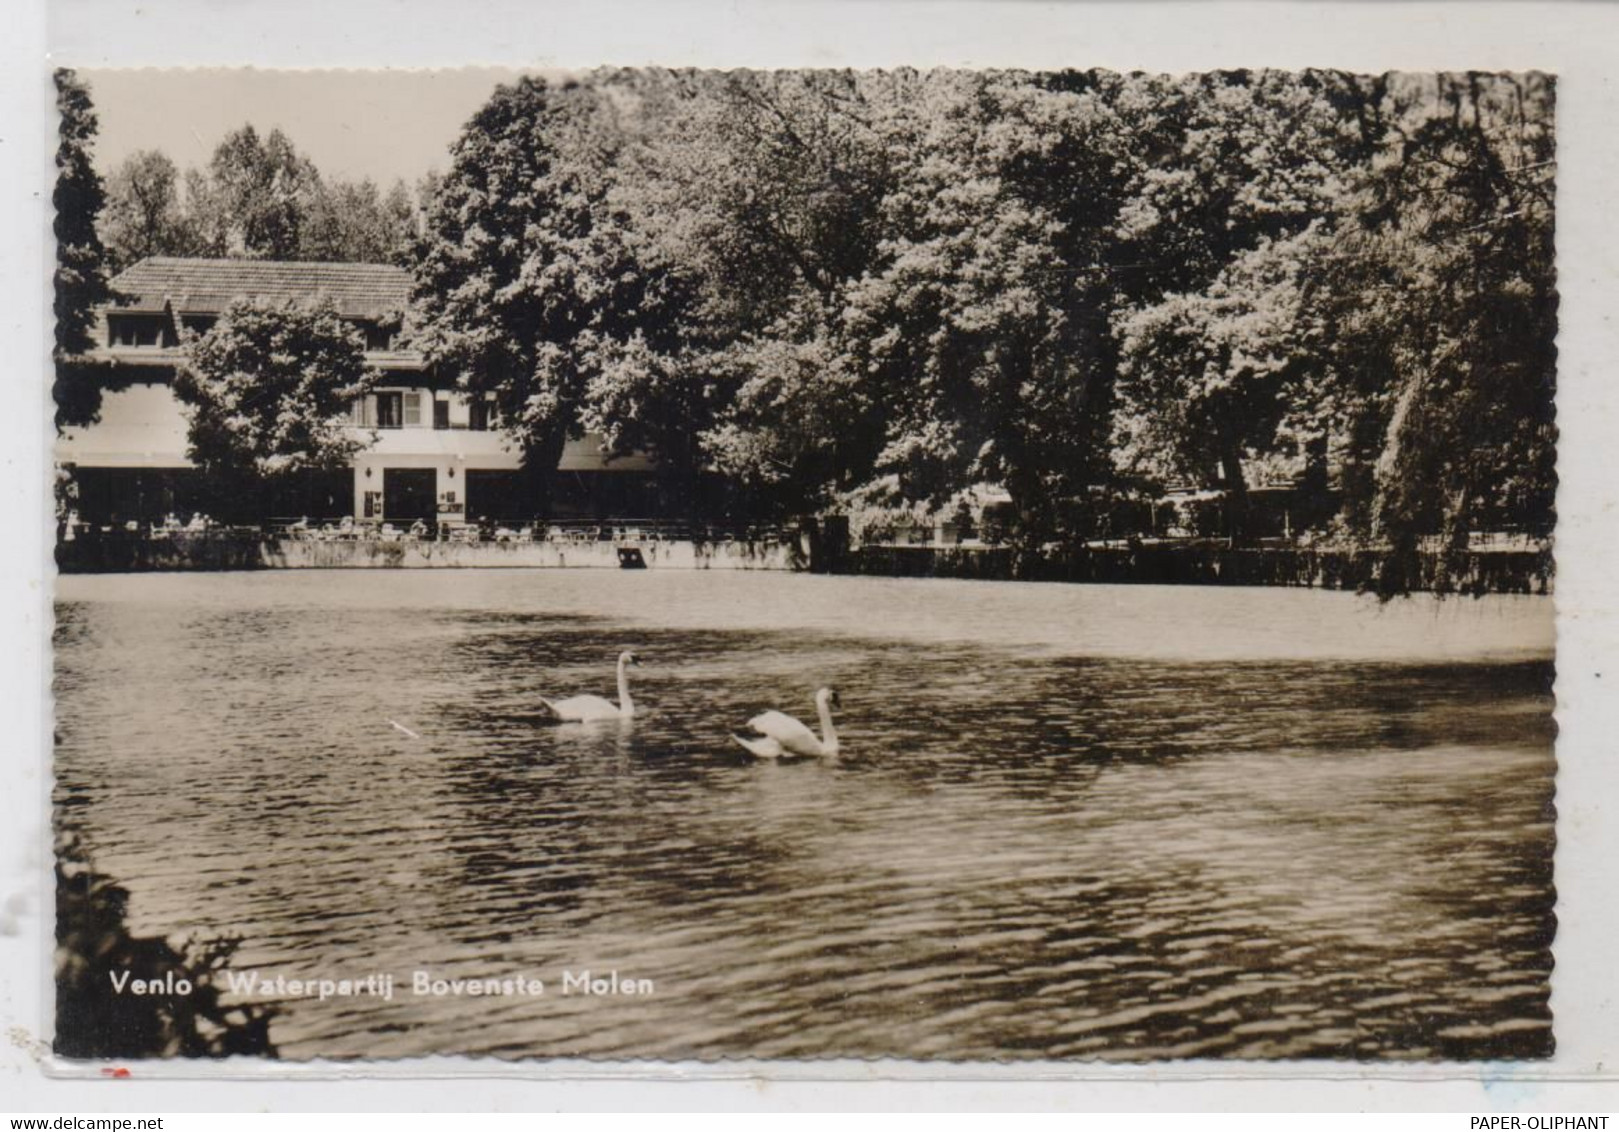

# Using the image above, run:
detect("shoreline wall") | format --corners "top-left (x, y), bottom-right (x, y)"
top-left (843, 543), bottom-right (1553, 596)
top-left (54, 531), bottom-right (1551, 595)
top-left (55, 532), bottom-right (801, 573)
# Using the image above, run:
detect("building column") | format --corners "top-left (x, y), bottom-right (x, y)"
top-left (436, 462), bottom-right (466, 528)
top-left (352, 458), bottom-right (380, 520)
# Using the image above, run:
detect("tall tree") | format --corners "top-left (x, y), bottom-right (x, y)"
top-left (188, 125), bottom-right (320, 259)
top-left (1110, 69), bottom-right (1556, 565)
top-left (1110, 71), bottom-right (1375, 537)
top-left (1320, 73), bottom-right (1557, 571)
top-left (407, 66), bottom-right (1556, 574)
top-left (843, 71), bottom-right (1132, 544)
top-left (614, 69), bottom-right (902, 516)
top-left (172, 299), bottom-right (376, 519)
top-left (1114, 228), bottom-right (1321, 512)
top-left (102, 149), bottom-right (195, 268)
top-left (300, 176), bottom-right (418, 264)
top-left (412, 76), bottom-right (682, 508)
top-left (53, 69), bottom-right (115, 430)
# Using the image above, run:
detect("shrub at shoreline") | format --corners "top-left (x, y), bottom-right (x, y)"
top-left (54, 834), bottom-right (277, 1059)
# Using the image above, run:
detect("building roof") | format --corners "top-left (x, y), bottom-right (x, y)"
top-left (109, 257), bottom-right (412, 322)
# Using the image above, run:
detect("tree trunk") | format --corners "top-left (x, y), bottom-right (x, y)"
top-left (1003, 473), bottom-right (1055, 579)
top-left (1220, 442), bottom-right (1251, 544)
top-left (521, 427), bottom-right (570, 521)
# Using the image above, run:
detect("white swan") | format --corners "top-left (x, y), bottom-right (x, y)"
top-left (734, 688), bottom-right (840, 759)
top-left (539, 650), bottom-right (640, 722)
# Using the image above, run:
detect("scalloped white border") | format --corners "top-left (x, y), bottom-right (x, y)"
top-left (6, 0), bottom-right (1618, 1111)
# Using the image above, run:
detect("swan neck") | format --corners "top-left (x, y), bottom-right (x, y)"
top-left (617, 657), bottom-right (633, 715)
top-left (817, 695), bottom-right (838, 754)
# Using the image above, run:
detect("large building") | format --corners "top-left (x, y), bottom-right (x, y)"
top-left (57, 257), bottom-right (658, 528)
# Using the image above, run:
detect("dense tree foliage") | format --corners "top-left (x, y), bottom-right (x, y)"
top-left (412, 79), bottom-right (629, 483)
top-left (99, 125), bottom-right (425, 268)
top-left (1328, 74), bottom-right (1557, 555)
top-left (302, 177), bottom-right (418, 264)
top-left (1113, 71), bottom-right (1555, 560)
top-left (54, 70), bottom-right (116, 430)
top-left (102, 149), bottom-right (197, 267)
top-left (847, 72), bottom-right (1131, 543)
top-left (68, 67), bottom-right (1553, 575)
top-left (616, 70), bottom-right (900, 514)
top-left (411, 66), bottom-right (1554, 568)
top-left (187, 125), bottom-right (321, 260)
top-left (173, 299), bottom-right (375, 516)
top-left (1110, 71), bottom-right (1369, 533)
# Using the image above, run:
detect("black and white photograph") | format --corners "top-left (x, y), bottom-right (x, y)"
top-left (45, 60), bottom-right (1558, 1065)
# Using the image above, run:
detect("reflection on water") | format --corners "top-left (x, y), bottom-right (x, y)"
top-left (54, 572), bottom-right (1555, 1060)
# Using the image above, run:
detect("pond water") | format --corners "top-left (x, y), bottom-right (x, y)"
top-left (53, 570), bottom-right (1556, 1061)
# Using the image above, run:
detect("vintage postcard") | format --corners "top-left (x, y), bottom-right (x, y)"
top-left (43, 59), bottom-right (1560, 1068)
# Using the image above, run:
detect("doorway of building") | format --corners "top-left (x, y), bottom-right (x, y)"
top-left (464, 470), bottom-right (532, 525)
top-left (382, 468), bottom-right (436, 526)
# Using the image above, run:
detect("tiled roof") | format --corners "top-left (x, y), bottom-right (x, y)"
top-left (109, 257), bottom-right (412, 322)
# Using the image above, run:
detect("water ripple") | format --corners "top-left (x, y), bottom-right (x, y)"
top-left (53, 571), bottom-right (1554, 1060)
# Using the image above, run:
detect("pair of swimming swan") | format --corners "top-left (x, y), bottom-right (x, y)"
top-left (538, 650), bottom-right (841, 759)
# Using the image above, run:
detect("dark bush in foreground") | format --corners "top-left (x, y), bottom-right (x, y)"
top-left (55, 835), bottom-right (277, 1059)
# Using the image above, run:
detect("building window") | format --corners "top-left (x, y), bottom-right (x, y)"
top-left (403, 392), bottom-right (422, 427)
top-left (470, 398), bottom-right (492, 432)
top-left (364, 325), bottom-right (395, 351)
top-left (376, 392), bottom-right (403, 429)
top-left (433, 399), bottom-right (450, 430)
top-left (109, 316), bottom-right (165, 348)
